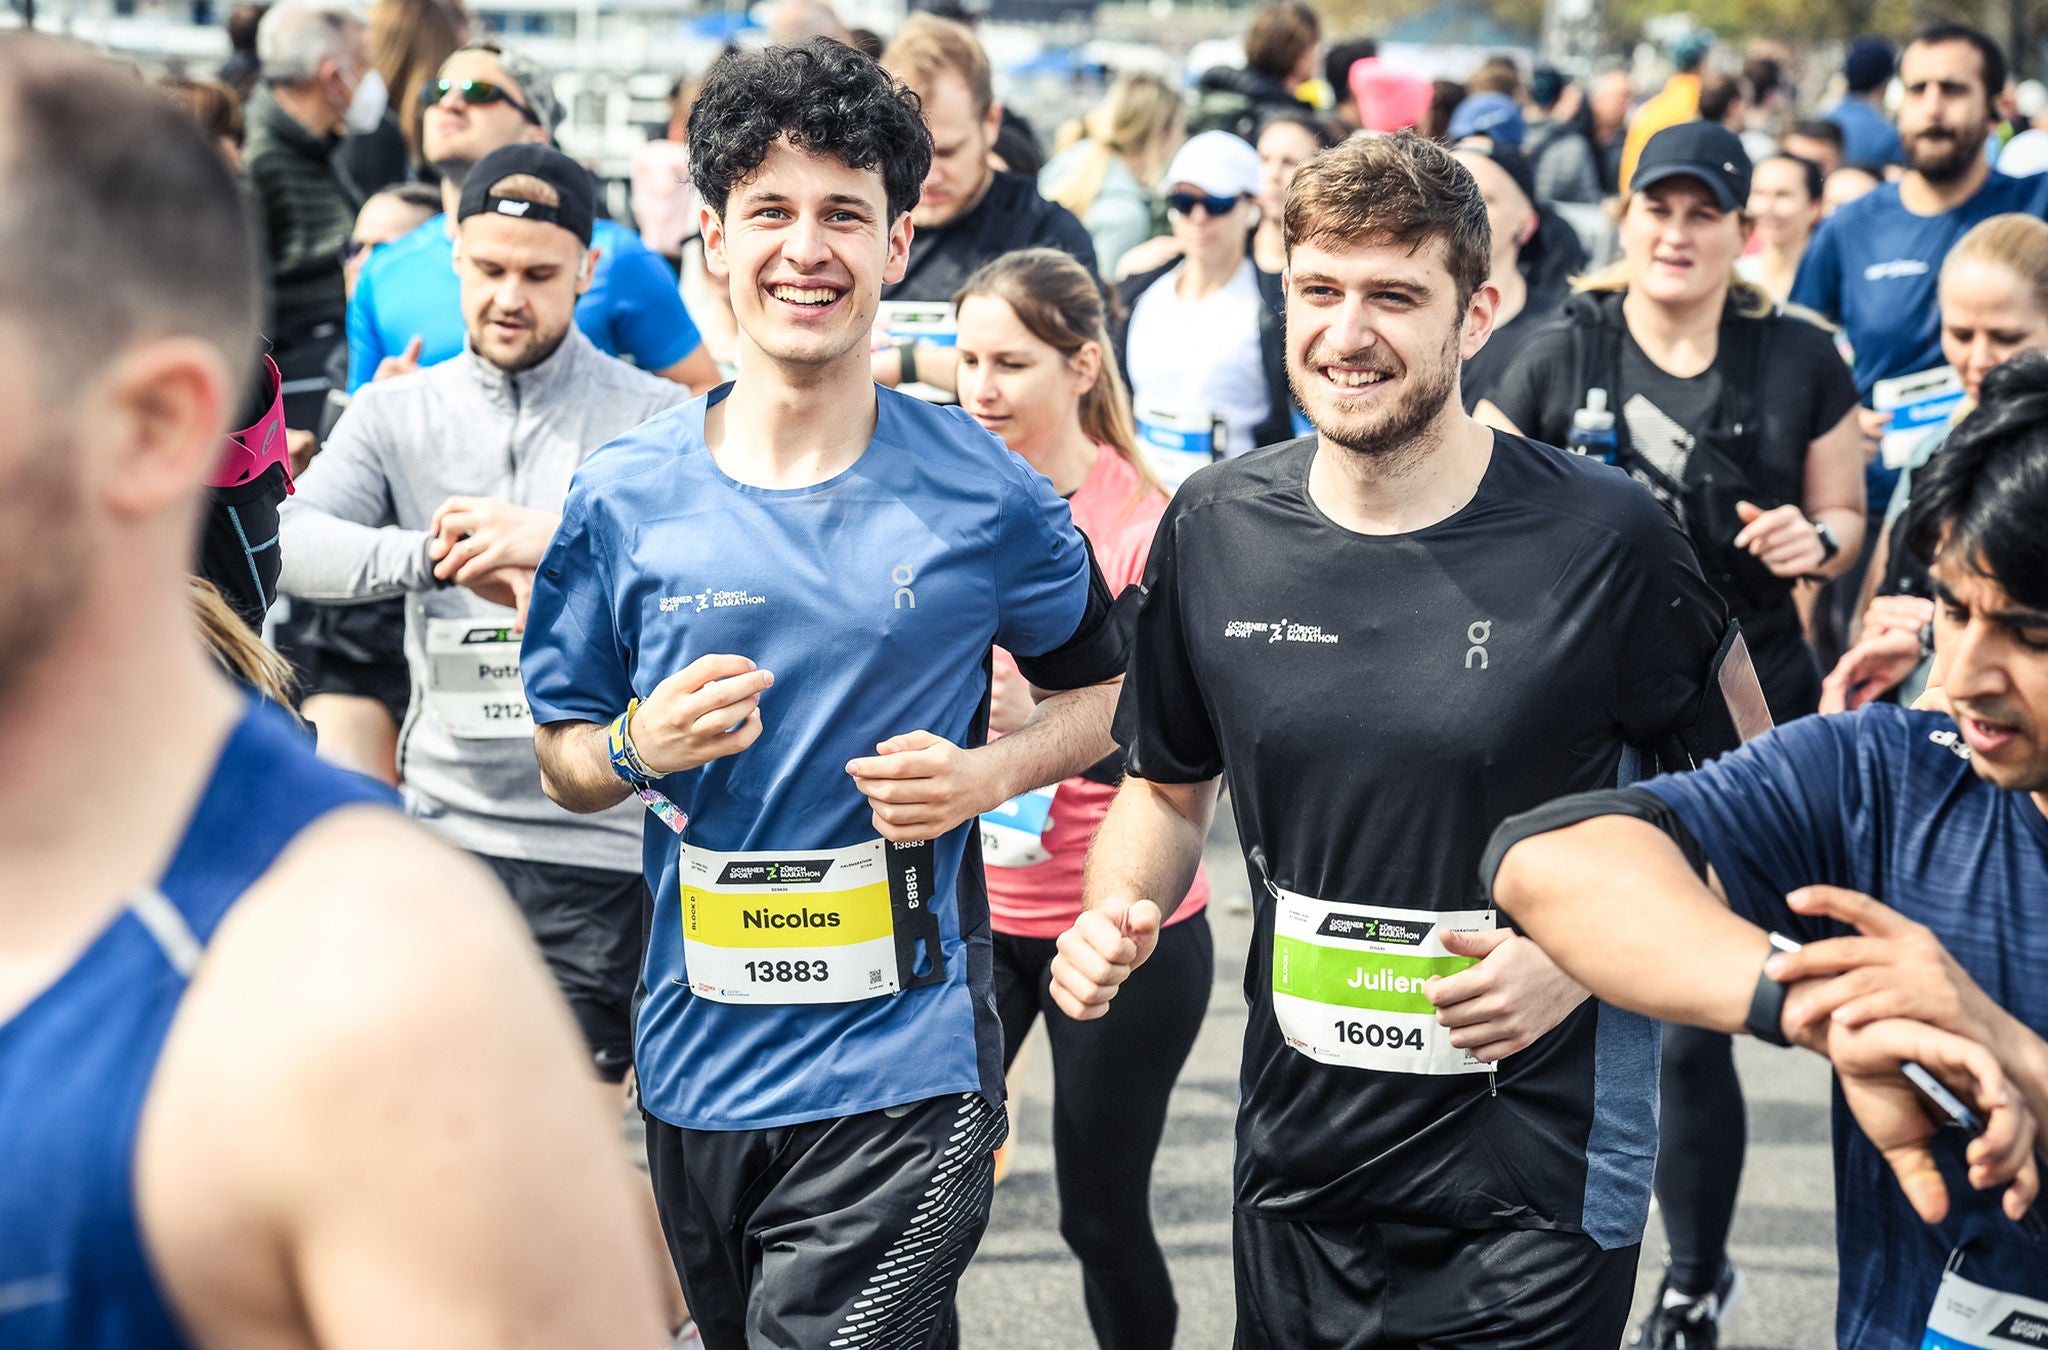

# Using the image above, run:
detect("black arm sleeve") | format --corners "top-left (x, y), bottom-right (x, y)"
top-left (1013, 532), bottom-right (1125, 693)
top-left (1478, 785), bottom-right (1709, 905)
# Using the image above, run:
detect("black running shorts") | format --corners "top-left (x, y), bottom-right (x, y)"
top-left (478, 854), bottom-right (645, 1083)
top-left (1232, 1210), bottom-right (1639, 1349)
top-left (645, 1092), bottom-right (1005, 1350)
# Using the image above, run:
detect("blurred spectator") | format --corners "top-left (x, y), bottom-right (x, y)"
top-left (1191, 1), bottom-right (1319, 140)
top-left (1465, 55), bottom-right (1522, 98)
top-left (220, 1), bottom-right (268, 100)
top-left (1454, 144), bottom-right (1559, 412)
top-left (1324, 37), bottom-right (1376, 131)
top-left (1741, 152), bottom-right (1824, 301)
top-left (848, 28), bottom-right (883, 59)
top-left (1587, 64), bottom-right (1633, 193)
top-left (1250, 108), bottom-right (1339, 277)
top-left (1620, 29), bottom-right (1712, 190)
top-left (246, 0), bottom-right (378, 429)
top-left (991, 112), bottom-right (1044, 179)
top-left (766, 0), bottom-right (851, 47)
top-left (1825, 37), bottom-right (1906, 169)
top-left (875, 15), bottom-right (1095, 398)
top-left (631, 75), bottom-right (696, 274)
top-left (1783, 117), bottom-right (1846, 177)
top-left (1739, 51), bottom-right (1789, 161)
top-left (1118, 132), bottom-right (1290, 485)
top-left (1041, 72), bottom-right (1184, 279)
top-left (1447, 90), bottom-right (1524, 148)
top-left (1423, 79), bottom-right (1464, 141)
top-left (1523, 65), bottom-right (1602, 206)
top-left (1822, 163), bottom-right (1881, 215)
top-left (160, 76), bottom-right (246, 170)
top-left (364, 0), bottom-right (464, 172)
top-left (1698, 73), bottom-right (1744, 132)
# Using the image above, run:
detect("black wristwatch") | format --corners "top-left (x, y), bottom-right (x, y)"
top-left (894, 337), bottom-right (918, 388)
top-left (1811, 517), bottom-right (1841, 565)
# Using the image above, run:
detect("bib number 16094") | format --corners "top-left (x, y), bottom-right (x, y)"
top-left (1332, 1020), bottom-right (1426, 1051)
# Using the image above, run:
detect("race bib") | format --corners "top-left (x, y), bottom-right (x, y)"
top-left (679, 837), bottom-right (945, 1005)
top-left (1873, 365), bottom-right (1967, 470)
top-left (877, 300), bottom-right (957, 403)
top-left (1270, 889), bottom-right (1492, 1075)
top-left (979, 783), bottom-right (1058, 869)
top-left (1921, 1263), bottom-right (2048, 1348)
top-left (423, 617), bottom-right (531, 739)
top-left (1136, 403), bottom-right (1225, 489)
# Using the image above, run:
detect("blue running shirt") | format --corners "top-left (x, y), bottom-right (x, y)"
top-left (520, 385), bottom-right (1094, 1130)
top-left (345, 216), bottom-right (702, 391)
top-left (1639, 705), bottom-right (2048, 1350)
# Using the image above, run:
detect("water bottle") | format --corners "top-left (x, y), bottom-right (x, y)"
top-left (1567, 387), bottom-right (1618, 465)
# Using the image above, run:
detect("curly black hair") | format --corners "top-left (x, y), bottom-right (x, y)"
top-left (687, 39), bottom-right (932, 223)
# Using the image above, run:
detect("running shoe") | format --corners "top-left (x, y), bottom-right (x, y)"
top-left (1629, 1262), bottom-right (1744, 1350)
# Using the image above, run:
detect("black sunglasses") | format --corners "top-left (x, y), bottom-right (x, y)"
top-left (419, 77), bottom-right (542, 127)
top-left (340, 236), bottom-right (371, 264)
top-left (1166, 191), bottom-right (1245, 218)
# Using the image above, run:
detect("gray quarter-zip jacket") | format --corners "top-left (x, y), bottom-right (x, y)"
top-left (279, 326), bottom-right (691, 870)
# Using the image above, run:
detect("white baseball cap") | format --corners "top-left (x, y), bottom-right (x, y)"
top-left (1164, 130), bottom-right (1262, 199)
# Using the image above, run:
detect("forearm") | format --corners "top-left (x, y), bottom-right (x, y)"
top-left (1493, 816), bottom-right (1772, 1034)
top-left (1992, 1008), bottom-right (2048, 1131)
top-left (1080, 774), bottom-right (1217, 925)
top-left (972, 680), bottom-right (1119, 809)
top-left (1811, 507), bottom-right (1867, 580)
top-left (910, 343), bottom-right (958, 394)
top-left (534, 721), bottom-right (635, 814)
top-left (278, 506), bottom-right (435, 602)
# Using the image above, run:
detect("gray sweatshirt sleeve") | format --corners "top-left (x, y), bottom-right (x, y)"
top-left (277, 394), bottom-right (436, 602)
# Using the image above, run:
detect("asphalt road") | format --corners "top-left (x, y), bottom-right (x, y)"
top-left (957, 812), bottom-right (1842, 1349)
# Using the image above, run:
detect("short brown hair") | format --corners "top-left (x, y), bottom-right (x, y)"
top-left (159, 75), bottom-right (244, 147)
top-left (881, 14), bottom-right (992, 118)
top-left (1283, 131), bottom-right (1491, 309)
top-left (1244, 1), bottom-right (1319, 83)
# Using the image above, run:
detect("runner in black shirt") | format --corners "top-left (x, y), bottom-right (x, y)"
top-left (1051, 132), bottom-right (1733, 1349)
top-left (874, 15), bottom-right (1095, 400)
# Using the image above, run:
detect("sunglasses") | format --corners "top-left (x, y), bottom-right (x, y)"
top-left (419, 77), bottom-right (542, 126)
top-left (1166, 191), bottom-right (1245, 218)
top-left (340, 236), bottom-right (372, 264)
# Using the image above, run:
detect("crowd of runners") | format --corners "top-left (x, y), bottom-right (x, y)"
top-left (1, 4), bottom-right (2046, 1349)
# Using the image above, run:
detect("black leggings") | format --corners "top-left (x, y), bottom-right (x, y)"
top-left (992, 912), bottom-right (1214, 1350)
top-left (1653, 1024), bottom-right (1747, 1296)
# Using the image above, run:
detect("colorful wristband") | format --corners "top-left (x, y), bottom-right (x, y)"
top-left (607, 700), bottom-right (689, 836)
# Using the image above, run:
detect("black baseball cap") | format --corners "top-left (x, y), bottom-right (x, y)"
top-left (456, 142), bottom-right (596, 246)
top-left (1631, 121), bottom-right (1753, 210)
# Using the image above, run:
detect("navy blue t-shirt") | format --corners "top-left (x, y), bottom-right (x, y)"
top-left (1788, 173), bottom-right (2048, 502)
top-left (519, 385), bottom-right (1094, 1131)
top-left (1640, 705), bottom-right (2048, 1349)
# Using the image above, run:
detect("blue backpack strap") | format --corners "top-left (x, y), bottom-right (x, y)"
top-left (153, 696), bottom-right (399, 948)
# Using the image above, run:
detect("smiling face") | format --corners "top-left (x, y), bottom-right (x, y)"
top-left (1620, 178), bottom-right (1748, 309)
top-left (704, 137), bottom-right (911, 374)
top-left (955, 293), bottom-right (1094, 464)
top-left (1931, 556), bottom-right (2048, 796)
top-left (1898, 38), bottom-right (1995, 184)
top-left (454, 212), bottom-right (594, 373)
top-left (1940, 257), bottom-right (2048, 399)
top-left (912, 71), bottom-right (999, 229)
top-left (1283, 235), bottom-right (1492, 458)
top-left (1746, 156), bottom-right (1821, 250)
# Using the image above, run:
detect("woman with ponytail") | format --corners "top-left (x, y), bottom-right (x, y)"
top-left (1040, 73), bottom-right (1184, 278)
top-left (953, 248), bottom-right (1212, 1350)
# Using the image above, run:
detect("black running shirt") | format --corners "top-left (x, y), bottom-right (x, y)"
top-left (1118, 432), bottom-right (1727, 1243)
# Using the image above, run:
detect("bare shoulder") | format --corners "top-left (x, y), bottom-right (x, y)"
top-left (137, 806), bottom-right (662, 1348)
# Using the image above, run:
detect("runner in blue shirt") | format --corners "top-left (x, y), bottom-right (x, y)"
top-left (1487, 352), bottom-right (2048, 1349)
top-left (344, 41), bottom-right (718, 394)
top-left (519, 40), bottom-right (1127, 1350)
top-left (1790, 24), bottom-right (2048, 510)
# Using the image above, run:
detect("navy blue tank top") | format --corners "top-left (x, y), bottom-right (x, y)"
top-left (0, 698), bottom-right (394, 1346)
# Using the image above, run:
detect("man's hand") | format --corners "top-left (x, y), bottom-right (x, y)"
top-left (429, 497), bottom-right (561, 584)
top-left (1424, 928), bottom-right (1591, 1062)
top-left (630, 654), bottom-right (774, 774)
top-left (1861, 594), bottom-right (1936, 641)
top-left (1049, 897), bottom-right (1163, 1021)
top-left (1821, 627), bottom-right (1925, 713)
top-left (1769, 886), bottom-right (2010, 1051)
top-left (375, 334), bottom-right (424, 382)
top-left (286, 428), bottom-right (319, 477)
top-left (461, 566), bottom-right (536, 630)
top-left (1821, 1016), bottom-right (2039, 1224)
top-left (1856, 406), bottom-right (1891, 464)
top-left (846, 731), bottom-right (1000, 842)
top-left (988, 659), bottom-right (1035, 736)
top-left (1734, 501), bottom-right (1828, 578)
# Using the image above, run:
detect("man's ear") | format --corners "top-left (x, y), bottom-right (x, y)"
top-left (701, 205), bottom-right (729, 281)
top-left (985, 99), bottom-right (1005, 141)
top-left (883, 210), bottom-right (915, 287)
top-left (91, 337), bottom-right (236, 522)
top-left (1460, 280), bottom-right (1502, 361)
top-left (576, 246), bottom-right (600, 295)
